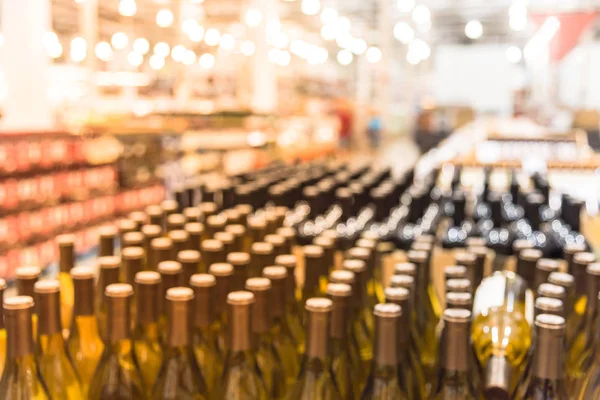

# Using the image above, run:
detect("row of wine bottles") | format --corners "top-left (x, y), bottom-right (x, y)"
top-left (0, 157), bottom-right (598, 399)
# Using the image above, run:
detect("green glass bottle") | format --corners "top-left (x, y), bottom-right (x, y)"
top-left (384, 286), bottom-right (427, 400)
top-left (95, 256), bottom-right (120, 340)
top-left (67, 267), bottom-right (104, 397)
top-left (547, 272), bottom-right (576, 343)
top-left (431, 309), bottom-right (481, 399)
top-left (302, 245), bottom-right (326, 303)
top-left (576, 292), bottom-right (600, 399)
top-left (360, 303), bottom-right (407, 400)
top-left (0, 296), bottom-right (50, 399)
top-left (347, 247), bottom-right (378, 326)
top-left (262, 266), bottom-right (300, 388)
top-left (157, 260), bottom-right (183, 343)
top-left (201, 239), bottom-right (226, 273)
top-left (227, 252), bottom-right (251, 292)
top-left (245, 277), bottom-right (286, 398)
top-left (213, 291), bottom-right (268, 399)
top-left (177, 250), bottom-right (201, 287)
top-left (15, 266), bottom-right (41, 340)
top-left (275, 254), bottom-right (305, 352)
top-left (514, 314), bottom-right (569, 399)
top-left (57, 234), bottom-right (76, 336)
top-left (34, 280), bottom-right (83, 399)
top-left (133, 271), bottom-right (163, 389)
top-left (88, 284), bottom-right (146, 399)
top-left (288, 297), bottom-right (342, 399)
top-left (190, 274), bottom-right (223, 394)
top-left (208, 262), bottom-right (234, 354)
top-left (327, 283), bottom-right (360, 400)
top-left (152, 287), bottom-right (208, 399)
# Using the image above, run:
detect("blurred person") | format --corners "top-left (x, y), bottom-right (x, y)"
top-left (367, 111), bottom-right (382, 150)
top-left (335, 99), bottom-right (353, 151)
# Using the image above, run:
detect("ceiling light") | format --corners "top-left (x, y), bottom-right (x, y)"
top-left (171, 44), bottom-right (187, 62)
top-left (43, 32), bottom-right (59, 49)
top-left (95, 41), bottom-right (112, 61)
top-left (320, 8), bottom-right (338, 24)
top-left (365, 46), bottom-right (382, 63)
top-left (337, 49), bottom-right (353, 65)
top-left (407, 51), bottom-right (421, 65)
top-left (337, 17), bottom-right (351, 32)
top-left (268, 48), bottom-right (280, 64)
top-left (70, 37), bottom-right (87, 63)
top-left (350, 38), bottom-right (367, 55)
top-left (111, 32), bottom-right (129, 50)
top-left (47, 41), bottom-right (63, 59)
top-left (189, 25), bottom-right (205, 42)
top-left (301, 0), bottom-right (320, 16)
top-left (241, 40), bottom-right (256, 56)
top-left (321, 25), bottom-right (337, 41)
top-left (118, 0), bottom-right (137, 17)
top-left (245, 9), bottom-right (262, 27)
top-left (335, 32), bottom-right (354, 49)
top-left (393, 22), bottom-right (414, 44)
top-left (510, 14), bottom-right (527, 31)
top-left (220, 34), bottom-right (235, 51)
top-left (465, 20), bottom-right (483, 39)
top-left (307, 47), bottom-right (328, 64)
top-left (273, 33), bottom-right (289, 49)
top-left (127, 51), bottom-right (143, 67)
top-left (149, 54), bottom-right (165, 70)
top-left (397, 0), bottom-right (415, 13)
top-left (182, 19), bottom-right (198, 35)
top-left (417, 20), bottom-right (432, 33)
top-left (277, 50), bottom-right (291, 66)
top-left (133, 38), bottom-right (149, 55)
top-left (205, 28), bottom-right (221, 46)
top-left (199, 53), bottom-right (215, 69)
top-left (412, 5), bottom-right (431, 25)
top-left (154, 42), bottom-right (170, 57)
top-left (506, 46), bottom-right (522, 63)
top-left (183, 50), bottom-right (196, 65)
top-left (409, 38), bottom-right (430, 61)
top-left (156, 9), bottom-right (174, 28)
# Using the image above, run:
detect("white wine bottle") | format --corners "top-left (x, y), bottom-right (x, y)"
top-left (0, 296), bottom-right (50, 399)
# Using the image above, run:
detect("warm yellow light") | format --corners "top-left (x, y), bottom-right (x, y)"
top-left (154, 42), bottom-right (170, 57)
top-left (220, 34), bottom-right (235, 51)
top-left (149, 54), bottom-right (165, 70)
top-left (156, 9), bottom-right (174, 28)
top-left (127, 51), bottom-right (143, 67)
top-left (240, 40), bottom-right (256, 56)
top-left (111, 32), bottom-right (129, 50)
top-left (365, 46), bottom-right (382, 63)
top-left (95, 41), bottom-right (112, 61)
top-left (133, 38), bottom-right (149, 54)
top-left (204, 28), bottom-right (221, 46)
top-left (199, 53), bottom-right (215, 69)
top-left (245, 9), bottom-right (262, 27)
top-left (118, 0), bottom-right (137, 17)
top-left (70, 37), bottom-right (87, 62)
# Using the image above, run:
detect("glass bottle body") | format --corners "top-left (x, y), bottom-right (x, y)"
top-left (132, 322), bottom-right (163, 389)
top-left (213, 350), bottom-right (268, 400)
top-left (0, 354), bottom-right (51, 400)
top-left (288, 357), bottom-right (342, 400)
top-left (58, 271), bottom-right (74, 335)
top-left (193, 324), bottom-right (223, 394)
top-left (66, 314), bottom-right (104, 396)
top-left (37, 333), bottom-right (83, 399)
top-left (151, 346), bottom-right (208, 400)
top-left (360, 364), bottom-right (407, 400)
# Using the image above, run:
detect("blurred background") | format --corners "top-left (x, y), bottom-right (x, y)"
top-left (0, 0), bottom-right (599, 279)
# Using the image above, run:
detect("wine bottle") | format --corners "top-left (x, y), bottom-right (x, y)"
top-left (567, 251), bottom-right (595, 330)
top-left (177, 249), bottom-right (201, 286)
top-left (446, 292), bottom-right (473, 311)
top-left (445, 278), bottom-right (472, 295)
top-left (384, 286), bottom-right (427, 400)
top-left (225, 224), bottom-right (246, 253)
top-left (162, 200), bottom-right (179, 217)
top-left (215, 231), bottom-right (235, 255)
top-left (263, 266), bottom-right (300, 388)
top-left (227, 252), bottom-right (251, 292)
top-left (0, 279), bottom-right (6, 377)
top-left (537, 283), bottom-right (566, 303)
top-left (533, 259), bottom-right (560, 293)
top-left (407, 249), bottom-right (441, 384)
top-left (142, 225), bottom-right (162, 269)
top-left (432, 309), bottom-right (481, 399)
top-left (347, 247), bottom-right (378, 315)
top-left (128, 211), bottom-right (147, 231)
top-left (0, 296), bottom-right (50, 399)
top-left (167, 213), bottom-right (186, 234)
top-left (534, 297), bottom-right (564, 319)
top-left (454, 251), bottom-right (480, 293)
top-left (547, 272), bottom-right (577, 344)
top-left (274, 254), bottom-right (305, 352)
top-left (201, 239), bottom-right (226, 271)
top-left (213, 291), bottom-right (268, 399)
top-left (122, 247), bottom-right (144, 288)
top-left (276, 227), bottom-right (296, 255)
top-left (303, 245), bottom-right (326, 303)
top-left (514, 314), bottom-right (568, 399)
top-left (466, 244), bottom-right (488, 287)
top-left (315, 236), bottom-right (336, 291)
top-left (190, 273), bottom-right (223, 393)
top-left (343, 258), bottom-right (374, 375)
top-left (471, 271), bottom-right (532, 396)
top-left (567, 261), bottom-right (600, 390)
top-left (66, 267), bottom-right (104, 396)
top-left (515, 248), bottom-right (543, 289)
top-left (288, 297), bottom-right (342, 399)
top-left (57, 234), bottom-right (75, 335)
top-left (95, 256), bottom-right (120, 340)
top-left (326, 283), bottom-right (360, 399)
top-left (33, 280), bottom-right (83, 399)
top-left (360, 303), bottom-right (407, 399)
top-left (266, 234), bottom-right (286, 259)
top-left (157, 260), bottom-right (183, 341)
top-left (169, 229), bottom-right (191, 255)
top-left (88, 284), bottom-right (146, 399)
top-left (146, 205), bottom-right (165, 228)
top-left (184, 207), bottom-right (202, 224)
top-left (185, 222), bottom-right (204, 252)
top-left (444, 265), bottom-right (467, 282)
top-left (206, 214), bottom-right (227, 238)
top-left (245, 277), bottom-right (286, 398)
top-left (98, 226), bottom-right (117, 257)
top-left (248, 216), bottom-right (268, 246)
top-left (118, 219), bottom-right (137, 246)
top-left (132, 271), bottom-right (163, 388)
top-left (15, 265), bottom-right (40, 298)
top-left (151, 237), bottom-right (175, 271)
top-left (576, 291), bottom-right (600, 399)
top-left (152, 287), bottom-right (208, 399)
top-left (209, 262), bottom-right (234, 354)
top-left (250, 242), bottom-right (275, 278)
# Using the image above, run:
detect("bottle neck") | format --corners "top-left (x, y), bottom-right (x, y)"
top-left (303, 256), bottom-right (322, 299)
top-left (167, 299), bottom-right (192, 348)
top-left (330, 296), bottom-right (350, 340)
top-left (214, 276), bottom-right (231, 318)
top-left (229, 303), bottom-right (252, 352)
top-left (37, 292), bottom-right (62, 338)
top-left (251, 291), bottom-right (272, 335)
top-left (284, 267), bottom-right (297, 304)
top-left (107, 297), bottom-right (131, 344)
top-left (136, 283), bottom-right (159, 325)
top-left (59, 244), bottom-right (74, 273)
top-left (124, 258), bottom-right (143, 285)
top-left (6, 308), bottom-right (34, 358)
top-left (193, 286), bottom-right (215, 330)
top-left (270, 279), bottom-right (286, 322)
top-left (534, 329), bottom-right (564, 381)
top-left (73, 278), bottom-right (94, 317)
top-left (440, 321), bottom-right (470, 373)
top-left (306, 311), bottom-right (331, 362)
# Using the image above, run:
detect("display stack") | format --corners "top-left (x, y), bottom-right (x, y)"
top-left (0, 158), bottom-right (597, 399)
